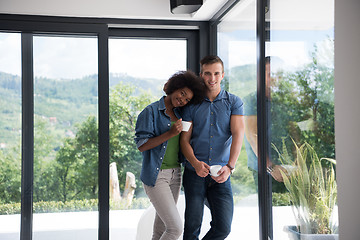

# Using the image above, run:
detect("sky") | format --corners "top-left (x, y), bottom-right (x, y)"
top-left (226, 41), bottom-right (310, 71)
top-left (0, 33), bottom-right (186, 81)
top-left (109, 38), bottom-right (186, 81)
top-left (0, 33), bottom-right (21, 77)
top-left (0, 30), bottom-right (333, 81)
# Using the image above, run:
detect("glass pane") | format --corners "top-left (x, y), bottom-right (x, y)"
top-left (33, 35), bottom-right (98, 239)
top-left (0, 32), bottom-right (22, 240)
top-left (108, 38), bottom-right (186, 239)
top-left (267, 0), bottom-right (336, 239)
top-left (217, 1), bottom-right (259, 239)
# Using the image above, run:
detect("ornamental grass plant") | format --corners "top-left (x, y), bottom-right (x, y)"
top-left (273, 140), bottom-right (337, 235)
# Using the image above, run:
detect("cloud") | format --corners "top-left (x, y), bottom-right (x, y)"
top-left (109, 38), bottom-right (186, 80)
top-left (33, 36), bottom-right (98, 79)
top-left (0, 33), bottom-right (187, 81)
top-left (0, 33), bottom-right (21, 76)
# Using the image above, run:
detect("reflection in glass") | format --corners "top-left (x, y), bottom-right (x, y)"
top-left (267, 0), bottom-right (336, 239)
top-left (109, 38), bottom-right (186, 239)
top-left (33, 35), bottom-right (98, 239)
top-left (217, 1), bottom-right (259, 239)
top-left (0, 32), bottom-right (21, 240)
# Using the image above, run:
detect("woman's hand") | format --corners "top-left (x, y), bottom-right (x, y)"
top-left (137, 118), bottom-right (183, 152)
top-left (169, 118), bottom-right (183, 137)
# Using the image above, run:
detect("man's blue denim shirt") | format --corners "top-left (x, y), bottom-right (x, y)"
top-left (182, 90), bottom-right (244, 170)
top-left (134, 96), bottom-right (182, 187)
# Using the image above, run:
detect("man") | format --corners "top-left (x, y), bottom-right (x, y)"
top-left (244, 56), bottom-right (285, 185)
top-left (180, 55), bottom-right (245, 240)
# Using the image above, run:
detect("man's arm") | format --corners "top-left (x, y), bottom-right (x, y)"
top-left (244, 115), bottom-right (285, 182)
top-left (213, 115), bottom-right (245, 183)
top-left (180, 123), bottom-right (210, 177)
top-left (244, 115), bottom-right (258, 157)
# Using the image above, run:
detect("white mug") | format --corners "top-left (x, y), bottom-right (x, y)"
top-left (210, 165), bottom-right (222, 177)
top-left (181, 121), bottom-right (192, 132)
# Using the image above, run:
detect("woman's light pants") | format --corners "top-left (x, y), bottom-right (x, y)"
top-left (144, 168), bottom-right (182, 240)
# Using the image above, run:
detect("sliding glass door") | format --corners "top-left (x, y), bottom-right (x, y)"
top-left (0, 20), bottom-right (107, 240)
top-left (216, 0), bottom-right (336, 239)
top-left (108, 35), bottom-right (191, 239)
top-left (32, 35), bottom-right (99, 240)
top-left (217, 1), bottom-right (259, 239)
top-left (0, 32), bottom-right (22, 240)
top-left (0, 16), bottom-right (203, 239)
top-left (267, 0), bottom-right (336, 239)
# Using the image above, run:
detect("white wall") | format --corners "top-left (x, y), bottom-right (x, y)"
top-left (0, 0), bottom-right (227, 20)
top-left (334, 0), bottom-right (360, 239)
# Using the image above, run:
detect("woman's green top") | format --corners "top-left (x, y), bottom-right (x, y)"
top-left (160, 122), bottom-right (181, 169)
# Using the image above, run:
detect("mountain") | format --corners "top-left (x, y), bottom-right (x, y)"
top-left (0, 72), bottom-right (164, 148)
top-left (0, 64), bottom-right (255, 148)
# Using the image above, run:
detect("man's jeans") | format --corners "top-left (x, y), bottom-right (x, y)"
top-left (182, 167), bottom-right (233, 240)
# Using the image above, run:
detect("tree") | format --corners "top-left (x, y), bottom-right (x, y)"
top-left (51, 82), bottom-right (154, 201)
top-left (271, 46), bottom-right (335, 165)
top-left (0, 148), bottom-right (21, 204)
top-left (73, 116), bottom-right (99, 199)
top-left (50, 116), bottom-right (98, 202)
top-left (53, 138), bottom-right (81, 202)
top-left (33, 117), bottom-right (58, 202)
top-left (109, 82), bottom-right (154, 195)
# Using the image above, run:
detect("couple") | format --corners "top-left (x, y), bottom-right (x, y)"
top-left (135, 55), bottom-right (245, 240)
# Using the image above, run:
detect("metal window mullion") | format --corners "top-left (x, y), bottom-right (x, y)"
top-left (98, 27), bottom-right (110, 240)
top-left (20, 33), bottom-right (34, 240)
top-left (256, 0), bottom-right (273, 239)
top-left (187, 30), bottom-right (200, 73)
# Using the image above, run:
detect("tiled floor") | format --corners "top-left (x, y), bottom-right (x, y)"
top-left (0, 194), bottom-right (301, 240)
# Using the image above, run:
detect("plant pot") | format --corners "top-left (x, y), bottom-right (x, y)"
top-left (284, 226), bottom-right (339, 240)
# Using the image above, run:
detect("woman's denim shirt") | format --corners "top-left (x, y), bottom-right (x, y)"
top-left (134, 96), bottom-right (182, 187)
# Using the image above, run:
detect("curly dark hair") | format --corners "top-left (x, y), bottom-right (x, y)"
top-left (163, 70), bottom-right (206, 105)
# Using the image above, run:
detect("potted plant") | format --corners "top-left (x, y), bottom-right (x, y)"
top-left (272, 140), bottom-right (338, 240)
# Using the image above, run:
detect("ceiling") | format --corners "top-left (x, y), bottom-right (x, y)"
top-left (0, 0), bottom-right (229, 21)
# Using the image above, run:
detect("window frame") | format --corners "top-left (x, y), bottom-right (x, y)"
top-left (208, 0), bottom-right (272, 239)
top-left (0, 14), bottom-right (209, 240)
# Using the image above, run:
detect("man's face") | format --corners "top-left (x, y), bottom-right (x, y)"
top-left (200, 62), bottom-right (224, 92)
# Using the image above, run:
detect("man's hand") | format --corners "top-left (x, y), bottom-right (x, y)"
top-left (267, 165), bottom-right (287, 182)
top-left (194, 161), bottom-right (210, 178)
top-left (211, 165), bottom-right (231, 183)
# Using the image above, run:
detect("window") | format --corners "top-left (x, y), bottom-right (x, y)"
top-left (0, 16), bottom-right (202, 240)
top-left (0, 20), bottom-right (107, 239)
top-left (216, 0), bottom-right (336, 239)
top-left (0, 32), bottom-right (22, 240)
top-left (32, 35), bottom-right (99, 239)
top-left (217, 1), bottom-right (259, 239)
top-left (267, 0), bottom-right (336, 238)
top-left (108, 37), bottom-right (186, 239)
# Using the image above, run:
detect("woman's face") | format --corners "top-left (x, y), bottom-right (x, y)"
top-left (170, 87), bottom-right (194, 107)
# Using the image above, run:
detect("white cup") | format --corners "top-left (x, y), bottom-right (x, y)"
top-left (181, 121), bottom-right (192, 132)
top-left (210, 165), bottom-right (222, 177)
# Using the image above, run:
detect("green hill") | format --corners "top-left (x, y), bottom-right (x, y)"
top-left (0, 72), bottom-right (164, 149)
top-left (0, 64), bottom-right (254, 149)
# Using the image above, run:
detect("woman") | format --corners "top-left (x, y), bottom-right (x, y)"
top-left (135, 71), bottom-right (205, 240)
